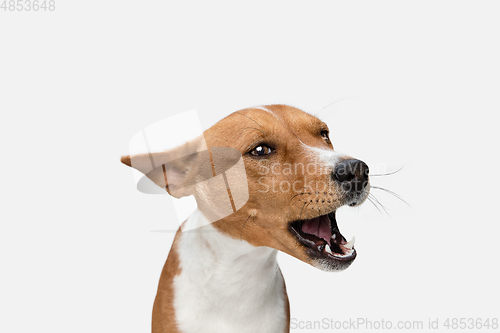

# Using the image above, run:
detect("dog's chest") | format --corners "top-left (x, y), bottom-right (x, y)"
top-left (172, 211), bottom-right (288, 333)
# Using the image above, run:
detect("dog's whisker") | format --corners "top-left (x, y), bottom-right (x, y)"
top-left (234, 112), bottom-right (265, 129)
top-left (367, 196), bottom-right (383, 215)
top-left (298, 201), bottom-right (307, 221)
top-left (314, 98), bottom-right (352, 118)
top-left (371, 186), bottom-right (412, 208)
top-left (287, 190), bottom-right (308, 207)
top-left (304, 201), bottom-right (313, 220)
top-left (240, 126), bottom-right (267, 136)
top-left (240, 214), bottom-right (253, 240)
top-left (370, 166), bottom-right (405, 177)
top-left (287, 191), bottom-right (308, 221)
top-left (369, 194), bottom-right (391, 217)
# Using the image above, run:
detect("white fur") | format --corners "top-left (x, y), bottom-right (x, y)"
top-left (173, 210), bottom-right (288, 333)
top-left (251, 105), bottom-right (273, 113)
top-left (305, 145), bottom-right (346, 167)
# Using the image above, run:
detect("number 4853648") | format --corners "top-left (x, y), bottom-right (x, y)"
top-left (1, 0), bottom-right (56, 11)
top-left (443, 318), bottom-right (498, 330)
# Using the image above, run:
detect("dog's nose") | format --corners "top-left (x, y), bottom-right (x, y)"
top-left (333, 159), bottom-right (369, 192)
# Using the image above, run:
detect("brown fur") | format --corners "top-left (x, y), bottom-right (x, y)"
top-left (206, 105), bottom-right (345, 265)
top-left (152, 228), bottom-right (182, 333)
top-left (122, 105), bottom-right (356, 332)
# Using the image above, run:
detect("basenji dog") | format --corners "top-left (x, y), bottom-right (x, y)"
top-left (121, 104), bottom-right (370, 333)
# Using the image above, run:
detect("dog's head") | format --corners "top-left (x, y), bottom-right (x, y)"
top-left (122, 105), bottom-right (369, 271)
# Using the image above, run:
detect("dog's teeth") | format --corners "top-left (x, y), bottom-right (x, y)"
top-left (345, 236), bottom-right (355, 250)
top-left (325, 244), bottom-right (332, 254)
top-left (331, 234), bottom-right (336, 240)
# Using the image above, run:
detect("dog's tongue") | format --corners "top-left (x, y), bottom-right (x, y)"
top-left (301, 215), bottom-right (332, 246)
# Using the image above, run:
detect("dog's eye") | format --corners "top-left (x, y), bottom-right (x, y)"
top-left (321, 130), bottom-right (331, 144)
top-left (249, 145), bottom-right (273, 157)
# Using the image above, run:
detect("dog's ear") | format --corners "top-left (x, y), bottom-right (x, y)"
top-left (120, 136), bottom-right (211, 198)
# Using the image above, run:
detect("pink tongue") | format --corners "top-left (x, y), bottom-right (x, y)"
top-left (301, 215), bottom-right (332, 246)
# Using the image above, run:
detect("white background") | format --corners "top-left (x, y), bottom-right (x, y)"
top-left (1, 1), bottom-right (499, 332)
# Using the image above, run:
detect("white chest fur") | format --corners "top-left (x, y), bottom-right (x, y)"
top-left (173, 210), bottom-right (288, 333)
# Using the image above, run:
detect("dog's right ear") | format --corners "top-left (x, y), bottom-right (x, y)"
top-left (120, 137), bottom-right (210, 198)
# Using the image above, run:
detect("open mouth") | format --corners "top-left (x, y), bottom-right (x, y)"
top-left (289, 211), bottom-right (356, 263)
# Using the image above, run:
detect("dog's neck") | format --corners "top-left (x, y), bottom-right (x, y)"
top-left (172, 209), bottom-right (288, 333)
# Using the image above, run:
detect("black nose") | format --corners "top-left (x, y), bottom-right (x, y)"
top-left (333, 159), bottom-right (369, 192)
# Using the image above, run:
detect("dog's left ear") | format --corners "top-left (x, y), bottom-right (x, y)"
top-left (120, 137), bottom-right (211, 198)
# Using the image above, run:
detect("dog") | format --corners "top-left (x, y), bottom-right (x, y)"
top-left (121, 104), bottom-right (370, 333)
